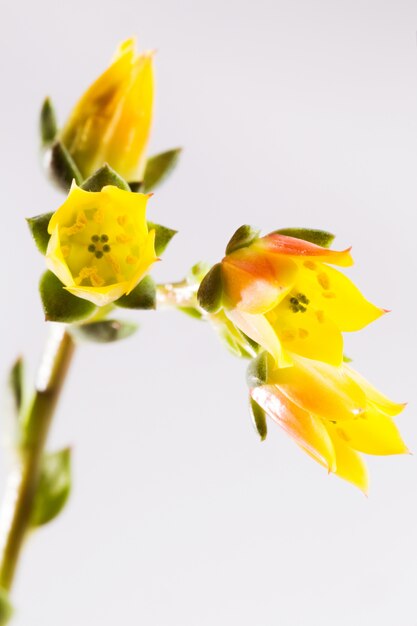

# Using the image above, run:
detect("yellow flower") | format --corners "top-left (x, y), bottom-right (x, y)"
top-left (60, 38), bottom-right (153, 181)
top-left (221, 233), bottom-right (384, 367)
top-left (250, 355), bottom-right (407, 492)
top-left (45, 183), bottom-right (158, 306)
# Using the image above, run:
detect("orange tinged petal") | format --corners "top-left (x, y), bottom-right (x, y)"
top-left (256, 234), bottom-right (353, 267)
top-left (251, 385), bottom-right (336, 472)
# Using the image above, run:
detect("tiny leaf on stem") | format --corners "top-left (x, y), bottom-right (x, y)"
top-left (147, 222), bottom-right (177, 256)
top-left (31, 448), bottom-right (72, 527)
top-left (70, 320), bottom-right (138, 343)
top-left (116, 276), bottom-right (156, 310)
top-left (81, 164), bottom-right (130, 192)
top-left (26, 212), bottom-right (53, 255)
top-left (273, 228), bottom-right (335, 248)
top-left (142, 148), bottom-right (182, 192)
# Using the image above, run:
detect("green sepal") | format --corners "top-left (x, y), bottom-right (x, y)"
top-left (197, 263), bottom-right (223, 313)
top-left (178, 306), bottom-right (203, 320)
top-left (249, 397), bottom-right (268, 441)
top-left (225, 225), bottom-right (260, 255)
top-left (26, 212), bottom-right (53, 255)
top-left (273, 228), bottom-right (335, 248)
top-left (246, 352), bottom-right (269, 388)
top-left (343, 354), bottom-right (352, 363)
top-left (31, 448), bottom-right (72, 527)
top-left (81, 163), bottom-right (130, 192)
top-left (40, 97), bottom-right (58, 146)
top-left (142, 148), bottom-right (182, 192)
top-left (70, 319), bottom-right (138, 343)
top-left (147, 222), bottom-right (177, 256)
top-left (129, 181), bottom-right (142, 192)
top-left (39, 271), bottom-right (96, 323)
top-left (44, 141), bottom-right (83, 192)
top-left (116, 276), bottom-right (156, 310)
top-left (0, 588), bottom-right (13, 625)
top-left (8, 357), bottom-right (25, 417)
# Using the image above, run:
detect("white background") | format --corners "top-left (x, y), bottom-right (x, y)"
top-left (1, 0), bottom-right (416, 624)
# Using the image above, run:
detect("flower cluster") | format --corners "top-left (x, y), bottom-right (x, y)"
top-left (198, 227), bottom-right (407, 491)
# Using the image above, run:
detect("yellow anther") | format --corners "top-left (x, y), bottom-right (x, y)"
top-left (317, 272), bottom-right (330, 290)
top-left (126, 255), bottom-right (138, 265)
top-left (304, 261), bottom-right (317, 270)
top-left (116, 233), bottom-right (133, 244)
top-left (336, 427), bottom-right (350, 442)
top-left (93, 209), bottom-right (104, 224)
top-left (282, 329), bottom-right (296, 341)
top-left (106, 254), bottom-right (121, 274)
top-left (61, 210), bottom-right (87, 237)
top-left (117, 214), bottom-right (127, 226)
top-left (322, 291), bottom-right (336, 299)
top-left (75, 266), bottom-right (105, 287)
top-left (298, 328), bottom-right (309, 339)
top-left (316, 310), bottom-right (325, 323)
top-left (61, 245), bottom-right (71, 258)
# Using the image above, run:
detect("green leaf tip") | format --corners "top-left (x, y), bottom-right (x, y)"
top-left (147, 222), bottom-right (178, 256)
top-left (70, 319), bottom-right (138, 343)
top-left (116, 275), bottom-right (156, 310)
top-left (81, 164), bottom-right (130, 192)
top-left (8, 357), bottom-right (25, 417)
top-left (44, 141), bottom-right (83, 192)
top-left (40, 97), bottom-right (58, 146)
top-left (197, 263), bottom-right (223, 313)
top-left (249, 397), bottom-right (268, 441)
top-left (274, 228), bottom-right (335, 248)
top-left (27, 212), bottom-right (53, 255)
top-left (39, 271), bottom-right (96, 323)
top-left (142, 148), bottom-right (182, 192)
top-left (31, 448), bottom-right (72, 527)
top-left (225, 225), bottom-right (260, 255)
top-left (246, 352), bottom-right (270, 389)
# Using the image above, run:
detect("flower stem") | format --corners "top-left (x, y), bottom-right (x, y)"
top-left (156, 280), bottom-right (199, 310)
top-left (0, 326), bottom-right (75, 591)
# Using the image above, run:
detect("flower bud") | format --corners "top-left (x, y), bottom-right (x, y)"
top-left (60, 39), bottom-right (154, 182)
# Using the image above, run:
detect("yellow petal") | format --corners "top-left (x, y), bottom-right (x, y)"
top-left (346, 367), bottom-right (406, 417)
top-left (325, 424), bottom-right (369, 493)
top-left (66, 282), bottom-right (129, 306)
top-left (270, 356), bottom-right (367, 421)
top-left (226, 309), bottom-right (293, 367)
top-left (251, 385), bottom-right (336, 471)
top-left (334, 406), bottom-right (408, 455)
top-left (45, 225), bottom-right (74, 286)
top-left (296, 262), bottom-right (384, 332)
top-left (268, 302), bottom-right (343, 366)
top-left (126, 229), bottom-right (158, 293)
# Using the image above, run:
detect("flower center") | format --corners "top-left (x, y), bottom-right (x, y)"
top-left (289, 293), bottom-right (310, 313)
top-left (87, 234), bottom-right (112, 259)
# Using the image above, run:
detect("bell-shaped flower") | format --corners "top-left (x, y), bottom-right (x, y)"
top-left (60, 39), bottom-right (153, 181)
top-left (219, 232), bottom-right (384, 367)
top-left (250, 354), bottom-right (407, 492)
top-left (45, 183), bottom-right (158, 306)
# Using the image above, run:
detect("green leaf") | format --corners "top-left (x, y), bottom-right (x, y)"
top-left (142, 148), bottom-right (182, 192)
top-left (225, 225), bottom-right (260, 255)
top-left (197, 263), bottom-right (223, 313)
top-left (147, 222), bottom-right (177, 256)
top-left (343, 354), bottom-right (353, 363)
top-left (0, 588), bottom-right (13, 625)
top-left (249, 397), bottom-right (268, 441)
top-left (116, 275), bottom-right (156, 310)
top-left (246, 352), bottom-right (269, 388)
top-left (26, 212), bottom-right (53, 255)
top-left (40, 97), bottom-right (58, 146)
top-left (44, 141), bottom-right (83, 192)
top-left (81, 164), bottom-right (130, 192)
top-left (8, 357), bottom-right (24, 417)
top-left (39, 271), bottom-right (96, 323)
top-left (31, 448), bottom-right (72, 527)
top-left (128, 181), bottom-right (142, 193)
top-left (273, 228), bottom-right (335, 248)
top-left (70, 319), bottom-right (138, 343)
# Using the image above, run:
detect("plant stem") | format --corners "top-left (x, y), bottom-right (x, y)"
top-left (0, 325), bottom-right (75, 591)
top-left (156, 280), bottom-right (199, 310)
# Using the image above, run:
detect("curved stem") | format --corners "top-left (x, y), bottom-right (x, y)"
top-left (156, 280), bottom-right (199, 310)
top-left (0, 326), bottom-right (75, 591)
